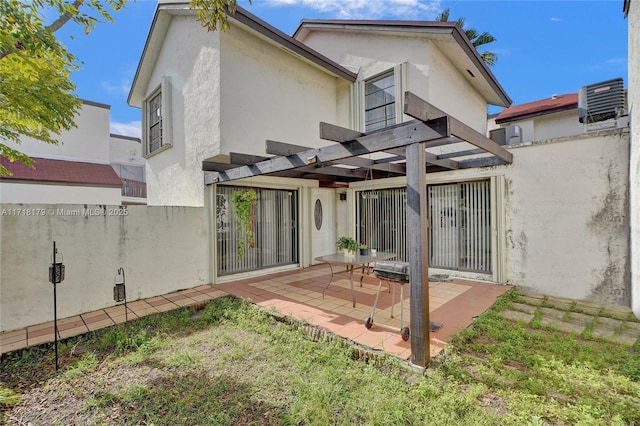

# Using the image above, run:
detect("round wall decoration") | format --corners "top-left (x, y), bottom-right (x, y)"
top-left (314, 199), bottom-right (323, 230)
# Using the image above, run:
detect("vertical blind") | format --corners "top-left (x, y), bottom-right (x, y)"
top-left (216, 186), bottom-right (298, 276)
top-left (358, 180), bottom-right (492, 273)
top-left (357, 188), bottom-right (407, 261)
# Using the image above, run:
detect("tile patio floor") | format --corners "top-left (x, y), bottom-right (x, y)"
top-left (1, 265), bottom-right (510, 362)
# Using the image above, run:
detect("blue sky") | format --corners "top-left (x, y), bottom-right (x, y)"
top-left (57, 0), bottom-right (628, 137)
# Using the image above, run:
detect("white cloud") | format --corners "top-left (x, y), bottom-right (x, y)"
top-left (110, 121), bottom-right (142, 138)
top-left (605, 57), bottom-right (626, 66)
top-left (101, 79), bottom-right (131, 96)
top-left (263, 0), bottom-right (441, 20)
top-left (550, 17), bottom-right (562, 22)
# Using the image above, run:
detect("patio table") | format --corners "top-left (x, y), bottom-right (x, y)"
top-left (314, 251), bottom-right (396, 307)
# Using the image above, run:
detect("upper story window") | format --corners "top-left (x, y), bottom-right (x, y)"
top-left (351, 63), bottom-right (406, 133)
top-left (365, 71), bottom-right (396, 132)
top-left (148, 92), bottom-right (163, 153)
top-left (142, 76), bottom-right (172, 157)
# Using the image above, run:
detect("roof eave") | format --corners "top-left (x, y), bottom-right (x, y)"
top-left (128, 3), bottom-right (357, 108)
top-left (293, 20), bottom-right (512, 108)
top-left (495, 104), bottom-right (578, 124)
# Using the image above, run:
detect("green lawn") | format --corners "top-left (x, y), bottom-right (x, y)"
top-left (1, 292), bottom-right (639, 425)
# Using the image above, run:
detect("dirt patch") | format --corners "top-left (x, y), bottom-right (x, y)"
top-left (479, 391), bottom-right (508, 416)
top-left (503, 358), bottom-right (527, 372)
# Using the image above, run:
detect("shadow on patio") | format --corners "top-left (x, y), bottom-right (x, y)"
top-left (1, 265), bottom-right (510, 361)
top-left (216, 264), bottom-right (511, 360)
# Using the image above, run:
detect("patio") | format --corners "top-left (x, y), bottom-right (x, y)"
top-left (1, 265), bottom-right (510, 361)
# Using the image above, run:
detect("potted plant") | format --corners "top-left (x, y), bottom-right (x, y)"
top-left (231, 188), bottom-right (257, 256)
top-left (336, 236), bottom-right (358, 256)
top-left (359, 244), bottom-right (369, 256)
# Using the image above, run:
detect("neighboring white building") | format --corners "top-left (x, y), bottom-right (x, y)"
top-left (128, 2), bottom-right (630, 307)
top-left (0, 100), bottom-right (146, 205)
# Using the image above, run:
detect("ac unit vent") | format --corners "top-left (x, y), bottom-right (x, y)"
top-left (489, 125), bottom-right (522, 146)
top-left (578, 78), bottom-right (625, 124)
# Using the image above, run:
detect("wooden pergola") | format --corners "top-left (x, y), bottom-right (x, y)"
top-left (203, 92), bottom-right (513, 367)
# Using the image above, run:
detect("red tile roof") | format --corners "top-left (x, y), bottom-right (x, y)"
top-left (0, 157), bottom-right (122, 187)
top-left (495, 93), bottom-right (578, 124)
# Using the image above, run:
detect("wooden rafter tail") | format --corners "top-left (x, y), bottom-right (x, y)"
top-left (265, 140), bottom-right (310, 156)
top-left (229, 152), bottom-right (271, 165)
top-left (425, 152), bottom-right (459, 169)
top-left (319, 122), bottom-right (364, 142)
top-left (404, 91), bottom-right (513, 163)
top-left (202, 161), bottom-right (241, 172)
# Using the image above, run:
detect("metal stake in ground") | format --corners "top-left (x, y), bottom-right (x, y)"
top-left (48, 241), bottom-right (65, 371)
top-left (113, 267), bottom-right (127, 324)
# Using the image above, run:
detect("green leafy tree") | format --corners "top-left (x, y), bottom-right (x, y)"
top-left (436, 8), bottom-right (497, 66)
top-left (0, 0), bottom-right (244, 176)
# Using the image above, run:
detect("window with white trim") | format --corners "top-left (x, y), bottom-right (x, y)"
top-left (351, 63), bottom-right (406, 132)
top-left (148, 92), bottom-right (162, 153)
top-left (142, 77), bottom-right (172, 156)
top-left (365, 71), bottom-right (396, 131)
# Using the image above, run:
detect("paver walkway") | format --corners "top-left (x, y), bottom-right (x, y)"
top-left (498, 291), bottom-right (640, 345)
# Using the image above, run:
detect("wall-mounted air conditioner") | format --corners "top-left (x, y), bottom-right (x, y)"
top-left (578, 78), bottom-right (625, 124)
top-left (489, 125), bottom-right (522, 146)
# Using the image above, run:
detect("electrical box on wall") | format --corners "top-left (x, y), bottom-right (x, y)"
top-left (489, 125), bottom-right (522, 146)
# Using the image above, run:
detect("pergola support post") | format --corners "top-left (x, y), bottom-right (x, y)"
top-left (406, 141), bottom-right (430, 367)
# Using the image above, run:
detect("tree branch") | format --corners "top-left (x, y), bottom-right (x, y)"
top-left (47, 0), bottom-right (85, 33)
top-left (0, 0), bottom-right (84, 60)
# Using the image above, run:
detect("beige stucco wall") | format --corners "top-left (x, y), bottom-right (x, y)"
top-left (376, 129), bottom-right (629, 304)
top-left (503, 130), bottom-right (630, 304)
top-left (219, 27), bottom-right (346, 155)
top-left (144, 15), bottom-right (222, 207)
top-left (0, 183), bottom-right (122, 205)
top-left (143, 15), bottom-right (346, 207)
top-left (628, 0), bottom-right (640, 317)
top-left (0, 205), bottom-right (208, 332)
top-left (300, 31), bottom-right (489, 134)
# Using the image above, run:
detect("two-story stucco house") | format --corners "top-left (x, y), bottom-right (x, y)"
top-left (129, 1), bottom-right (631, 308)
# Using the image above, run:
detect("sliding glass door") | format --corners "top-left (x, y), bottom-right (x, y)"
top-left (216, 186), bottom-right (298, 275)
top-left (357, 180), bottom-right (492, 273)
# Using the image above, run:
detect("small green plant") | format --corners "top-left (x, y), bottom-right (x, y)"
top-left (336, 236), bottom-right (358, 252)
top-left (0, 387), bottom-right (20, 407)
top-left (231, 188), bottom-right (257, 256)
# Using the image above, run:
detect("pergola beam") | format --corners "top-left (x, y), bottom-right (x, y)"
top-left (404, 91), bottom-right (513, 163)
top-left (267, 139), bottom-right (406, 174)
top-left (206, 118), bottom-right (450, 184)
top-left (383, 147), bottom-right (460, 170)
top-left (320, 122), bottom-right (461, 170)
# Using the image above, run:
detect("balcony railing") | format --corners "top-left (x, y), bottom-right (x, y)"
top-left (121, 179), bottom-right (147, 198)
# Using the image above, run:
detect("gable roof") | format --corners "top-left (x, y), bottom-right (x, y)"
top-left (128, 2), bottom-right (357, 107)
top-left (0, 157), bottom-right (122, 187)
top-left (495, 93), bottom-right (578, 124)
top-left (293, 19), bottom-right (511, 107)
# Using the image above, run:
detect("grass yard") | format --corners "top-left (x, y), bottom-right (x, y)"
top-left (1, 291), bottom-right (639, 425)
